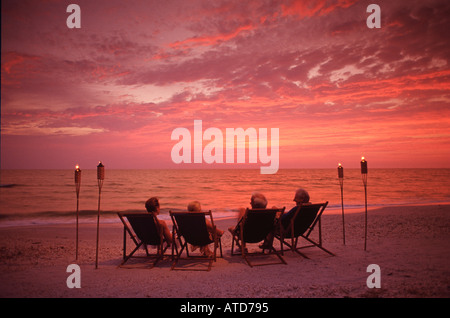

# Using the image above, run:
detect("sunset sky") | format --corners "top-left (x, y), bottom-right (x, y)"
top-left (1, 0), bottom-right (449, 170)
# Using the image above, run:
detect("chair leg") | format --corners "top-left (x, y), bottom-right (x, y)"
top-left (171, 242), bottom-right (186, 270)
top-left (241, 243), bottom-right (253, 268)
top-left (213, 238), bottom-right (217, 262)
top-left (159, 241), bottom-right (169, 258)
top-left (120, 242), bottom-right (143, 266)
top-left (301, 236), bottom-right (335, 256)
top-left (291, 238), bottom-right (310, 259)
top-left (229, 229), bottom-right (236, 255)
top-left (230, 237), bottom-right (235, 255)
top-left (212, 236), bottom-right (223, 261)
top-left (280, 234), bottom-right (284, 256)
top-left (122, 227), bottom-right (127, 260)
top-left (270, 246), bottom-right (287, 265)
top-left (230, 231), bottom-right (239, 256)
top-left (278, 236), bottom-right (309, 259)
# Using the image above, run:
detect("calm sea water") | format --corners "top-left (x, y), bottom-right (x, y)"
top-left (1, 169), bottom-right (449, 227)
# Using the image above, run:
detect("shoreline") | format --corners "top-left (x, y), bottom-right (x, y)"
top-left (1, 201), bottom-right (450, 229)
top-left (0, 204), bottom-right (449, 298)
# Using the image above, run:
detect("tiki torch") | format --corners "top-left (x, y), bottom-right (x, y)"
top-left (74, 165), bottom-right (81, 260)
top-left (361, 157), bottom-right (368, 251)
top-left (338, 163), bottom-right (345, 245)
top-left (95, 161), bottom-right (105, 269)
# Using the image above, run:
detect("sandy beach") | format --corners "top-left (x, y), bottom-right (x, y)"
top-left (0, 204), bottom-right (449, 299)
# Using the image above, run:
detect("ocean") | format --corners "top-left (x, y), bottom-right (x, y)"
top-left (1, 169), bottom-right (449, 227)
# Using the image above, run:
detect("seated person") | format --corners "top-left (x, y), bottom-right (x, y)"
top-left (187, 201), bottom-right (224, 256)
top-left (237, 191), bottom-right (268, 218)
top-left (260, 188), bottom-right (311, 249)
top-left (280, 188), bottom-right (311, 229)
top-left (228, 192), bottom-right (268, 234)
top-left (187, 200), bottom-right (224, 237)
top-left (145, 197), bottom-right (173, 246)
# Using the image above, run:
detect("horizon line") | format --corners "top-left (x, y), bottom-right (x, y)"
top-left (1, 167), bottom-right (449, 170)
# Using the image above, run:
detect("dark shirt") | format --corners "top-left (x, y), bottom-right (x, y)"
top-left (281, 206), bottom-right (298, 228)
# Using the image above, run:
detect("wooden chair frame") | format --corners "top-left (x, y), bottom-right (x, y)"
top-left (230, 208), bottom-right (287, 267)
top-left (170, 210), bottom-right (223, 271)
top-left (276, 202), bottom-right (334, 258)
top-left (117, 212), bottom-right (172, 268)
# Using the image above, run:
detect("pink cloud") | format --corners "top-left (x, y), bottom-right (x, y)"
top-left (170, 24), bottom-right (256, 50)
top-left (281, 0), bottom-right (359, 18)
top-left (1, 0), bottom-right (450, 169)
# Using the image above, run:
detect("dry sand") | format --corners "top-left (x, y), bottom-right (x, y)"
top-left (0, 204), bottom-right (449, 299)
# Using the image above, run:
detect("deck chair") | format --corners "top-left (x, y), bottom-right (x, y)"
top-left (275, 202), bottom-right (334, 258)
top-left (230, 208), bottom-right (287, 267)
top-left (170, 211), bottom-right (223, 271)
top-left (117, 212), bottom-right (171, 268)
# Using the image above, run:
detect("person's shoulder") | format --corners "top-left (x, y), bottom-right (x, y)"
top-left (288, 206), bottom-right (297, 213)
top-left (281, 206), bottom-right (296, 218)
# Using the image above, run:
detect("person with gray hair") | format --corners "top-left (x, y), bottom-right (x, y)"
top-left (292, 188), bottom-right (310, 205)
top-left (249, 192), bottom-right (268, 209)
top-left (281, 188), bottom-right (311, 227)
top-left (259, 188), bottom-right (311, 249)
top-left (228, 192), bottom-right (269, 235)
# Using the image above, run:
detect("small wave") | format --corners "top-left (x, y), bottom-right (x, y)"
top-left (0, 209), bottom-right (138, 221)
top-left (2, 200), bottom-right (449, 228)
top-left (0, 208), bottom-right (239, 228)
top-left (0, 184), bottom-right (18, 188)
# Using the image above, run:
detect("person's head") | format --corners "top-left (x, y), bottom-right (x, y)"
top-left (293, 188), bottom-right (310, 205)
top-left (250, 192), bottom-right (268, 209)
top-left (187, 200), bottom-right (202, 212)
top-left (145, 197), bottom-right (160, 214)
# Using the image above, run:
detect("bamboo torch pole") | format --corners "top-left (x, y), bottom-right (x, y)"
top-left (361, 157), bottom-right (368, 251)
top-left (95, 161), bottom-right (105, 269)
top-left (74, 165), bottom-right (81, 260)
top-left (338, 163), bottom-right (345, 245)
